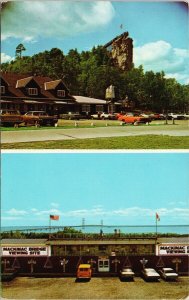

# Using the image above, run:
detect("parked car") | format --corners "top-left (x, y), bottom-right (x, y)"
top-left (167, 113), bottom-right (185, 120)
top-left (149, 113), bottom-right (165, 120)
top-left (77, 264), bottom-right (92, 280)
top-left (159, 268), bottom-right (178, 281)
top-left (22, 111), bottom-right (58, 126)
top-left (141, 268), bottom-right (160, 281)
top-left (91, 112), bottom-right (116, 120)
top-left (0, 109), bottom-right (23, 127)
top-left (120, 267), bottom-right (135, 280)
top-left (118, 114), bottom-right (151, 125)
top-left (59, 112), bottom-right (82, 120)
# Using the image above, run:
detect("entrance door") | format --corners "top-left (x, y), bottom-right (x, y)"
top-left (98, 259), bottom-right (110, 272)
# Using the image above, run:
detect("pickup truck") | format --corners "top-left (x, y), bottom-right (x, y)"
top-left (22, 111), bottom-right (58, 126)
top-left (0, 109), bottom-right (24, 127)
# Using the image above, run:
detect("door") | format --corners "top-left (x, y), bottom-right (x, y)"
top-left (98, 259), bottom-right (110, 272)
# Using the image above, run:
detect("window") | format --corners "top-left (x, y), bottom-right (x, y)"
top-left (82, 104), bottom-right (90, 112)
top-left (57, 90), bottom-right (65, 97)
top-left (96, 105), bottom-right (103, 112)
top-left (28, 88), bottom-right (38, 95)
top-left (1, 86), bottom-right (5, 94)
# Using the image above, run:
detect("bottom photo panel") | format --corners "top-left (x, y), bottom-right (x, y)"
top-left (1, 152), bottom-right (189, 300)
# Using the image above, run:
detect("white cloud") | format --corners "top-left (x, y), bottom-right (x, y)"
top-left (1, 216), bottom-right (23, 220)
top-left (50, 202), bottom-right (60, 208)
top-left (6, 208), bottom-right (28, 216)
top-left (61, 206), bottom-right (189, 219)
top-left (1, 52), bottom-right (14, 63)
top-left (34, 209), bottom-right (61, 216)
top-left (22, 36), bottom-right (37, 44)
top-left (2, 1), bottom-right (115, 40)
top-left (134, 40), bottom-right (189, 84)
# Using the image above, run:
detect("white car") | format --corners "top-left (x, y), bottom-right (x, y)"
top-left (120, 267), bottom-right (135, 280)
top-left (142, 268), bottom-right (160, 281)
top-left (91, 112), bottom-right (116, 120)
top-left (168, 113), bottom-right (185, 120)
top-left (159, 268), bottom-right (178, 280)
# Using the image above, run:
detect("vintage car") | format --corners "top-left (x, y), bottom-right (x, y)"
top-left (167, 113), bottom-right (185, 120)
top-left (141, 268), bottom-right (160, 281)
top-left (59, 112), bottom-right (82, 120)
top-left (0, 109), bottom-right (23, 127)
top-left (118, 113), bottom-right (151, 125)
top-left (76, 264), bottom-right (92, 280)
top-left (22, 111), bottom-right (58, 126)
top-left (149, 113), bottom-right (165, 120)
top-left (91, 112), bottom-right (116, 120)
top-left (159, 268), bottom-right (178, 281)
top-left (119, 267), bottom-right (135, 280)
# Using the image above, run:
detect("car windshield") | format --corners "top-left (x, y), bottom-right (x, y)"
top-left (165, 269), bottom-right (174, 273)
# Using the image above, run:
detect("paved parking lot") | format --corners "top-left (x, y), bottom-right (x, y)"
top-left (1, 122), bottom-right (189, 144)
top-left (2, 276), bottom-right (189, 299)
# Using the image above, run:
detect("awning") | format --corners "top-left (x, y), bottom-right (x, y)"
top-left (54, 101), bottom-right (67, 104)
top-left (23, 100), bottom-right (45, 104)
top-left (73, 95), bottom-right (108, 104)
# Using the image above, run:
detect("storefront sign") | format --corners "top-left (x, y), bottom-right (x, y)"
top-left (2, 246), bottom-right (50, 256)
top-left (157, 244), bottom-right (189, 255)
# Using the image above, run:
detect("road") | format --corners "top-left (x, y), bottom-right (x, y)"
top-left (1, 124), bottom-right (189, 144)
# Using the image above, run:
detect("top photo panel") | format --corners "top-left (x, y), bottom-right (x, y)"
top-left (1, 1), bottom-right (189, 150)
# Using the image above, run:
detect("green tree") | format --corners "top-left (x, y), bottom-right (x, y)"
top-left (15, 43), bottom-right (26, 59)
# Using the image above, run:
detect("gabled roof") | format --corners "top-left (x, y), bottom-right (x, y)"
top-left (1, 72), bottom-right (74, 101)
top-left (44, 79), bottom-right (62, 90)
top-left (16, 76), bottom-right (33, 88)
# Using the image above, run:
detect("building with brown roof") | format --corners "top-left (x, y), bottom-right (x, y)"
top-left (0, 73), bottom-right (114, 116)
top-left (1, 72), bottom-right (75, 115)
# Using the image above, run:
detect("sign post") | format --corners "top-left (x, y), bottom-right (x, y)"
top-left (112, 258), bottom-right (120, 273)
top-left (172, 258), bottom-right (182, 273)
top-left (28, 258), bottom-right (36, 273)
top-left (140, 258), bottom-right (148, 269)
top-left (60, 258), bottom-right (69, 273)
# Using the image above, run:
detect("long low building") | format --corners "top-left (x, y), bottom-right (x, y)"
top-left (1, 237), bottom-right (188, 276)
top-left (1, 73), bottom-right (121, 116)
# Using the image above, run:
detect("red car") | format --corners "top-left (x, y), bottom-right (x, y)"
top-left (118, 114), bottom-right (151, 124)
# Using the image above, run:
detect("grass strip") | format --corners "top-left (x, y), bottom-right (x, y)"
top-left (2, 135), bottom-right (189, 149)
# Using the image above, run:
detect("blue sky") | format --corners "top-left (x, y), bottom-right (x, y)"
top-left (1, 153), bottom-right (189, 227)
top-left (1, 1), bottom-right (189, 84)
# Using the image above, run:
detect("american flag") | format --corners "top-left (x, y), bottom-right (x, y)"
top-left (50, 215), bottom-right (59, 220)
top-left (156, 213), bottom-right (160, 221)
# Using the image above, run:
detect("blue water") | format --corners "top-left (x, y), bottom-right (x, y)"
top-left (1, 225), bottom-right (189, 234)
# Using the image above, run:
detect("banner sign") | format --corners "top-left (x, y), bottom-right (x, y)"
top-left (1, 246), bottom-right (50, 256)
top-left (157, 244), bottom-right (189, 256)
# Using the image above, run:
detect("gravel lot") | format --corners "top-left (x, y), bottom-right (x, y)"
top-left (2, 276), bottom-right (189, 299)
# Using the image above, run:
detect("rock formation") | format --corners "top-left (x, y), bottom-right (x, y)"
top-left (104, 31), bottom-right (133, 71)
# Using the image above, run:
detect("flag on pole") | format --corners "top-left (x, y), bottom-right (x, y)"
top-left (50, 215), bottom-right (59, 220)
top-left (156, 213), bottom-right (160, 221)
